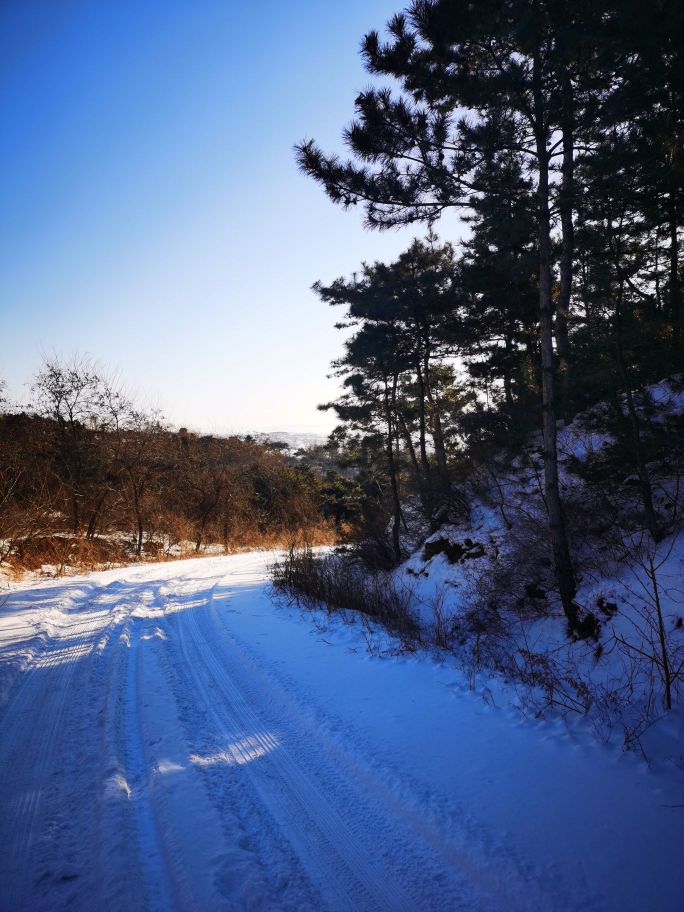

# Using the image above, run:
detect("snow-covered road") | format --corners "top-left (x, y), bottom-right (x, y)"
top-left (1, 552), bottom-right (682, 911)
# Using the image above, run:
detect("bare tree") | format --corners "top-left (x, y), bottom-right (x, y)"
top-left (31, 355), bottom-right (104, 535)
top-left (615, 524), bottom-right (684, 712)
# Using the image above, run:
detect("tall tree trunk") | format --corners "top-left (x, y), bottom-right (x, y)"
top-left (394, 419), bottom-right (410, 533)
top-left (422, 349), bottom-right (449, 496)
top-left (71, 494), bottom-right (80, 536)
top-left (557, 67), bottom-right (574, 423)
top-left (131, 480), bottom-right (144, 555)
top-left (414, 359), bottom-right (434, 513)
top-left (385, 376), bottom-right (402, 563)
top-left (533, 53), bottom-right (577, 624)
top-left (415, 361), bottom-right (432, 480)
top-left (397, 409), bottom-right (423, 494)
top-left (669, 190), bottom-right (681, 359)
top-left (504, 321), bottom-right (515, 414)
top-left (654, 224), bottom-right (662, 315)
top-left (86, 491), bottom-right (107, 540)
top-left (195, 517), bottom-right (207, 552)
top-left (613, 282), bottom-right (659, 539)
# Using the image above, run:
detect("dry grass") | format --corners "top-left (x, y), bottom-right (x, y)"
top-left (5, 523), bottom-right (338, 581)
top-left (271, 546), bottom-right (421, 645)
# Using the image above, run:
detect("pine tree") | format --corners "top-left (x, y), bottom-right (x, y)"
top-left (315, 238), bottom-right (464, 521)
top-left (297, 0), bottom-right (585, 622)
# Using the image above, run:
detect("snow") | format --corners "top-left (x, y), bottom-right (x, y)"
top-left (392, 377), bottom-right (684, 762)
top-left (1, 551), bottom-right (683, 911)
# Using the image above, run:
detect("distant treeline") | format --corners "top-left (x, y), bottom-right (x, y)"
top-left (0, 357), bottom-right (335, 572)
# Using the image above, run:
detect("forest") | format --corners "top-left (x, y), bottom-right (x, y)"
top-left (0, 357), bottom-right (332, 574)
top-left (272, 0), bottom-right (684, 734)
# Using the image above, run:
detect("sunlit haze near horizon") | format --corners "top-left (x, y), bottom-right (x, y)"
top-left (1, 0), bottom-right (464, 435)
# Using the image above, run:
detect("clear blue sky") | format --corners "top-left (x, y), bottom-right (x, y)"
top-left (0, 0), bottom-right (451, 434)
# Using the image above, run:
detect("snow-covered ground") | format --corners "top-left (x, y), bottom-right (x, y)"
top-left (396, 377), bottom-right (684, 757)
top-left (1, 551), bottom-right (683, 911)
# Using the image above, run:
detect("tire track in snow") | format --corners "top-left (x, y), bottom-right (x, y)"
top-left (123, 619), bottom-right (183, 911)
top-left (200, 580), bottom-right (519, 912)
top-left (207, 584), bottom-right (556, 912)
top-left (97, 611), bottom-right (152, 911)
top-left (96, 573), bottom-right (273, 912)
top-left (0, 579), bottom-right (140, 909)
top-left (96, 581), bottom-right (194, 912)
top-left (176, 581), bottom-right (416, 912)
top-left (162, 595), bottom-right (325, 910)
top-left (0, 555), bottom-right (602, 912)
top-left (135, 625), bottom-right (234, 911)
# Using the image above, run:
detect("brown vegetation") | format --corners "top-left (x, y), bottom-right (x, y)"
top-left (0, 356), bottom-right (334, 578)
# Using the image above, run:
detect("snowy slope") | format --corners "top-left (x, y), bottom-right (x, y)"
top-left (396, 378), bottom-right (684, 757)
top-left (1, 552), bottom-right (683, 911)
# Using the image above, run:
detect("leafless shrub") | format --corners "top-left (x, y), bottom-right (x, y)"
top-left (613, 529), bottom-right (684, 712)
top-left (1, 355), bottom-right (335, 578)
top-left (466, 508), bottom-right (557, 620)
top-left (270, 546), bottom-right (420, 646)
top-left (430, 585), bottom-right (457, 649)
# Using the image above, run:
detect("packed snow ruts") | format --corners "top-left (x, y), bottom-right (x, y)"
top-left (1, 551), bottom-right (683, 911)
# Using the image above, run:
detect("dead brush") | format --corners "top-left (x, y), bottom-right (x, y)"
top-left (270, 546), bottom-right (421, 645)
top-left (12, 534), bottom-right (127, 575)
top-left (429, 586), bottom-right (457, 650)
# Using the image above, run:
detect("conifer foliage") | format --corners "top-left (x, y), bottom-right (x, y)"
top-left (297, 0), bottom-right (683, 632)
